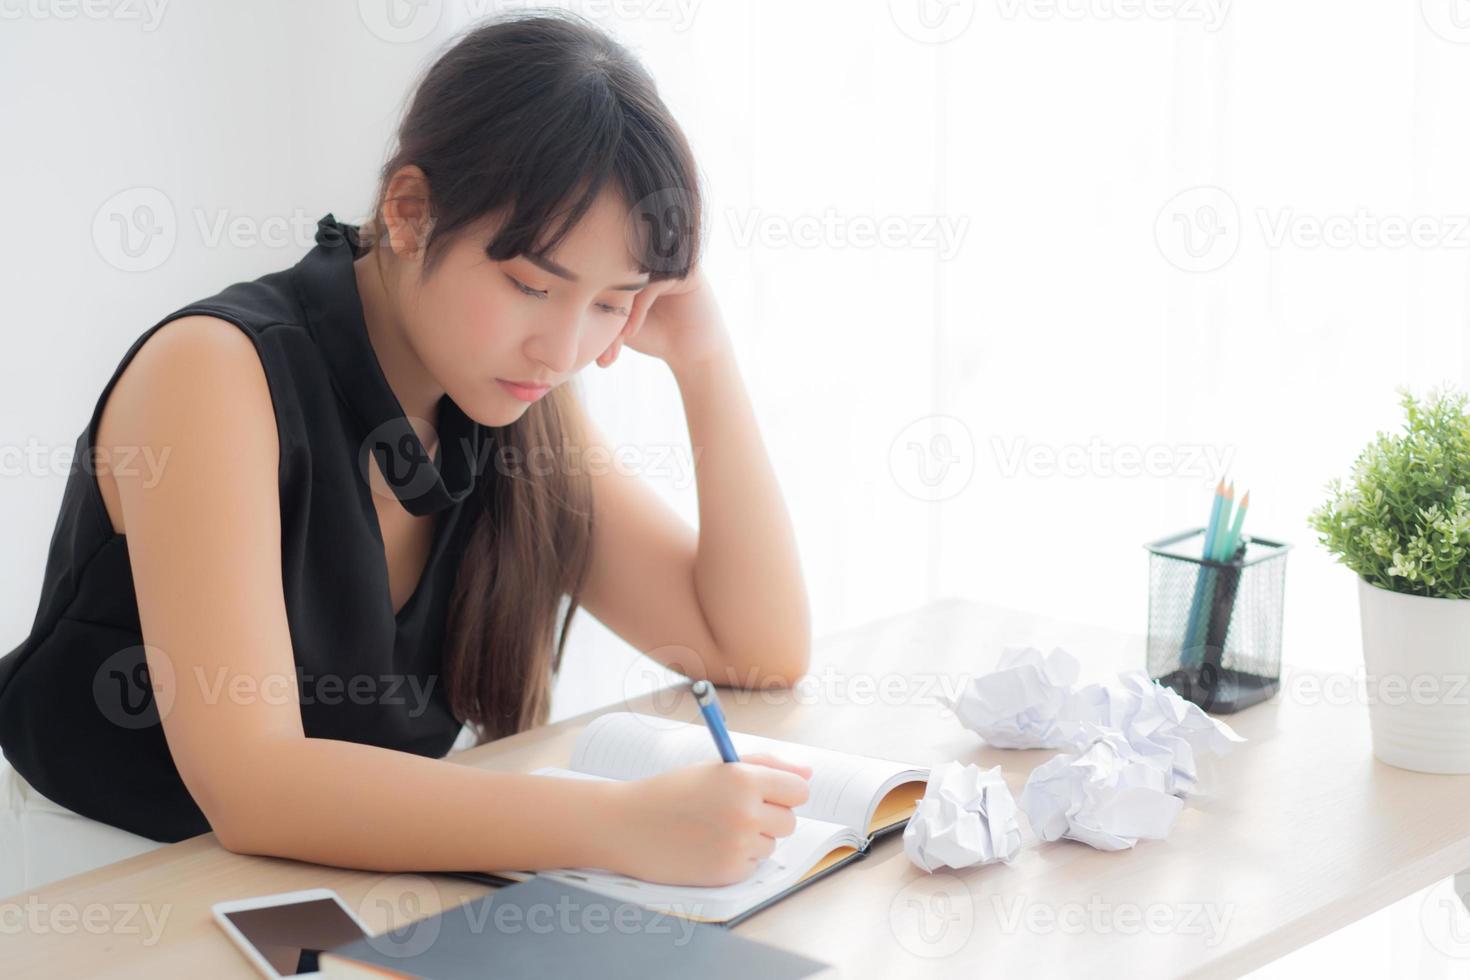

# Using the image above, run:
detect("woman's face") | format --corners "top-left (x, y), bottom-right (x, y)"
top-left (397, 189), bottom-right (650, 427)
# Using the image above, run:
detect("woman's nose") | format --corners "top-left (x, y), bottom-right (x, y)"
top-left (524, 309), bottom-right (582, 375)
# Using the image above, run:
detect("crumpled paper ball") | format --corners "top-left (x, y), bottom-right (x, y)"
top-left (1017, 727), bottom-right (1184, 851)
top-left (903, 761), bottom-right (1023, 872)
top-left (945, 648), bottom-right (1246, 798)
top-left (939, 646), bottom-right (1080, 749)
top-left (1055, 670), bottom-right (1245, 797)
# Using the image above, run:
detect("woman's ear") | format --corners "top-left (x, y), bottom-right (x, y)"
top-left (380, 164), bottom-right (434, 260)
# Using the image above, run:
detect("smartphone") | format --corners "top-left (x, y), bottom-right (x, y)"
top-left (212, 888), bottom-right (371, 979)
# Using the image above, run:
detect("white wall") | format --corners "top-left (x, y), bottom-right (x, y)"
top-left (3, 1), bottom-right (1468, 725)
top-left (0, 0), bottom-right (454, 634)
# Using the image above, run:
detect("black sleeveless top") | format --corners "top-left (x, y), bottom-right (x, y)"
top-left (0, 213), bottom-right (489, 842)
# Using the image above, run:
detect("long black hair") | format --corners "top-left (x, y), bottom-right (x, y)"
top-left (362, 12), bottom-right (704, 743)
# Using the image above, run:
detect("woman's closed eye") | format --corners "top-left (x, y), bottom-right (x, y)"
top-left (507, 273), bottom-right (630, 317)
top-left (506, 274), bottom-right (548, 299)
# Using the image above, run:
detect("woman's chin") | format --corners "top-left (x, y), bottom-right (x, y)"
top-left (445, 380), bottom-right (537, 429)
top-left (460, 403), bottom-right (525, 429)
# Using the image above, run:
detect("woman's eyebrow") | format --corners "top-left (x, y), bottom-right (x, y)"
top-left (525, 253), bottom-right (649, 291)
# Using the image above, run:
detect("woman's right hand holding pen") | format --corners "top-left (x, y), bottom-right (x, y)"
top-left (603, 754), bottom-right (812, 887)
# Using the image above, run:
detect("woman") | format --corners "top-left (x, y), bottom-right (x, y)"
top-left (0, 13), bottom-right (812, 894)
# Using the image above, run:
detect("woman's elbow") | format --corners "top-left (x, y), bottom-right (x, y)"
top-left (741, 641), bottom-right (811, 690)
top-left (186, 765), bottom-right (285, 856)
top-left (213, 823), bottom-right (256, 856)
top-left (208, 798), bottom-right (279, 856)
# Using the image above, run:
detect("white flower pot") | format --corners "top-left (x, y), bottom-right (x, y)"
top-left (1358, 576), bottom-right (1470, 774)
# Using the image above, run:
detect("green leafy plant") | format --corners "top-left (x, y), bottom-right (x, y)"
top-left (1309, 386), bottom-right (1470, 599)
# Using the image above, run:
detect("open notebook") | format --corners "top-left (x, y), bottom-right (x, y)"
top-left (451, 712), bottom-right (929, 926)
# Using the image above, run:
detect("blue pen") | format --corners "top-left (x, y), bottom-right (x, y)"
top-left (691, 680), bottom-right (740, 763)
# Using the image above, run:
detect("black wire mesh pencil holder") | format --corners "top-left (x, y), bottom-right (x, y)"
top-left (1145, 529), bottom-right (1290, 714)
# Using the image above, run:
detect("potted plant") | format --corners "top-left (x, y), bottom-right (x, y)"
top-left (1309, 386), bottom-right (1470, 774)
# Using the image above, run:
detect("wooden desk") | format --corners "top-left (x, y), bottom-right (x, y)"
top-left (6, 597), bottom-right (1470, 978)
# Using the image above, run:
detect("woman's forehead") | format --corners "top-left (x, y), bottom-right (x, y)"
top-left (474, 191), bottom-right (646, 282)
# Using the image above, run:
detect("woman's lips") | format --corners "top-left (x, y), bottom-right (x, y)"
top-left (496, 379), bottom-right (551, 402)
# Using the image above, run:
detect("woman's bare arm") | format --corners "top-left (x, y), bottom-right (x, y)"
top-left (97, 316), bottom-right (626, 871)
top-left (97, 315), bottom-right (809, 883)
top-left (576, 324), bottom-right (812, 690)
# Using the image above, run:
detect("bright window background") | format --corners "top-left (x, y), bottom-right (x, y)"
top-left (2, 1), bottom-right (1469, 969)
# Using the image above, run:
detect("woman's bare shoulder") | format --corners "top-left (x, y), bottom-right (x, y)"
top-left (94, 314), bottom-right (278, 535)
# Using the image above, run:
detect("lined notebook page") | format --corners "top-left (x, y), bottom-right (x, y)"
top-left (569, 712), bottom-right (915, 833)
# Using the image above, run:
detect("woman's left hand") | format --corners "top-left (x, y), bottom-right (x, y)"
top-left (596, 268), bottom-right (729, 371)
